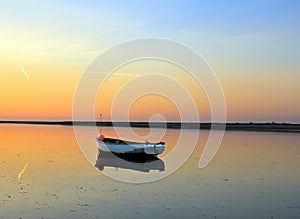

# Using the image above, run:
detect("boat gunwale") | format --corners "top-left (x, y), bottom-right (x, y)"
top-left (99, 137), bottom-right (165, 146)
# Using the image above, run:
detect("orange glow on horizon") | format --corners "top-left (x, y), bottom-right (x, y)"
top-left (1, 58), bottom-right (299, 122)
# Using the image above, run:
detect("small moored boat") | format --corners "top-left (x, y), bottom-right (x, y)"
top-left (96, 135), bottom-right (165, 156)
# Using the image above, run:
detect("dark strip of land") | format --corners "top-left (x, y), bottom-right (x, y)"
top-left (0, 120), bottom-right (300, 133)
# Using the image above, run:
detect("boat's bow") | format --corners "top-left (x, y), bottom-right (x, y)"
top-left (144, 142), bottom-right (165, 155)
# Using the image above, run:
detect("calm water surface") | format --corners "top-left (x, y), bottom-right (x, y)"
top-left (0, 124), bottom-right (300, 218)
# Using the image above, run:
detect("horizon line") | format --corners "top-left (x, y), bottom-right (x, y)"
top-left (0, 120), bottom-right (299, 124)
top-left (0, 120), bottom-right (299, 133)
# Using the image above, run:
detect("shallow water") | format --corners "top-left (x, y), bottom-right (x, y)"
top-left (1, 124), bottom-right (300, 218)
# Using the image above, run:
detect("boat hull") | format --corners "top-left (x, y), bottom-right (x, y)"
top-left (96, 137), bottom-right (165, 156)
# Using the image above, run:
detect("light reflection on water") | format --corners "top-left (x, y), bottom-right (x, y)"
top-left (95, 150), bottom-right (165, 173)
top-left (1, 124), bottom-right (300, 218)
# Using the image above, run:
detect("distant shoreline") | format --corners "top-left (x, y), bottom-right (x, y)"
top-left (0, 120), bottom-right (300, 133)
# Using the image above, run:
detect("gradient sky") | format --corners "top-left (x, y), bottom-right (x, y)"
top-left (1, 0), bottom-right (299, 122)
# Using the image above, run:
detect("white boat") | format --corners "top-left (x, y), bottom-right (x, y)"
top-left (95, 135), bottom-right (165, 156)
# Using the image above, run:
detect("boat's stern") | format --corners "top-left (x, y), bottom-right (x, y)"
top-left (95, 137), bottom-right (111, 152)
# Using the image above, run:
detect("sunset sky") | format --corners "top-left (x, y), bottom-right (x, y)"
top-left (1, 0), bottom-right (299, 122)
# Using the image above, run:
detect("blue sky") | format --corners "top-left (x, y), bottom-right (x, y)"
top-left (1, 0), bottom-right (299, 121)
top-left (2, 0), bottom-right (299, 69)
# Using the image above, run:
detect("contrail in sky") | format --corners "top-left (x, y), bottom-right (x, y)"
top-left (18, 163), bottom-right (29, 181)
top-left (21, 65), bottom-right (31, 83)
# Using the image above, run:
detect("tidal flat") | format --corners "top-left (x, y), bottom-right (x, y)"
top-left (1, 124), bottom-right (300, 218)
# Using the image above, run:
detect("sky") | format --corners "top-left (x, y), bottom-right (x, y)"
top-left (0, 0), bottom-right (299, 122)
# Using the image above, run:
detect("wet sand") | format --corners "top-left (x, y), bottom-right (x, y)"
top-left (1, 125), bottom-right (300, 218)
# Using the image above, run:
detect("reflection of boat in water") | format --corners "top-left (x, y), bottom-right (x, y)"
top-left (96, 135), bottom-right (165, 156)
top-left (95, 149), bottom-right (165, 173)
